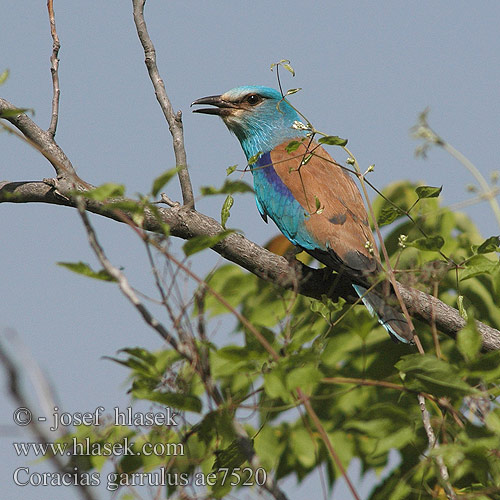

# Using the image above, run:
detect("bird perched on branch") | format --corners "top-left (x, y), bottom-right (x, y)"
top-left (192, 86), bottom-right (413, 343)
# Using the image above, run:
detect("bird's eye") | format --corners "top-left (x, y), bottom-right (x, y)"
top-left (245, 94), bottom-right (261, 105)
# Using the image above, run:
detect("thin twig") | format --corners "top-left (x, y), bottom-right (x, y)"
top-left (343, 144), bottom-right (423, 350)
top-left (47, 0), bottom-right (61, 137)
top-left (131, 0), bottom-right (194, 208)
top-left (75, 197), bottom-right (191, 361)
top-left (418, 394), bottom-right (457, 500)
top-left (297, 389), bottom-right (361, 500)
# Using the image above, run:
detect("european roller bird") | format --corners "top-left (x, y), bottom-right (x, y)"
top-left (192, 86), bottom-right (413, 343)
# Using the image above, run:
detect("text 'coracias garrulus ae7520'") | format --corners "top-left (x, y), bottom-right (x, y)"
top-left (192, 86), bottom-right (414, 343)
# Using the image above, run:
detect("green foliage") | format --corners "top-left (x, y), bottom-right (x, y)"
top-left (415, 185), bottom-right (442, 199)
top-left (220, 195), bottom-right (233, 228)
top-left (0, 68), bottom-right (9, 85)
top-left (57, 180), bottom-right (500, 499)
top-left (150, 167), bottom-right (182, 197)
top-left (57, 261), bottom-right (116, 281)
top-left (80, 182), bottom-right (125, 200)
top-left (182, 230), bottom-right (234, 257)
top-left (200, 180), bottom-right (253, 196)
top-left (318, 135), bottom-right (348, 146)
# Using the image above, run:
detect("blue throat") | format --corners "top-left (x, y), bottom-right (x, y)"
top-left (223, 87), bottom-right (306, 160)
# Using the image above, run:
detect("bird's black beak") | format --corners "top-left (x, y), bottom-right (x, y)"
top-left (191, 95), bottom-right (236, 115)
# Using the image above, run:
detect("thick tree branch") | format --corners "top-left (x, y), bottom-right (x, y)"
top-left (1, 178), bottom-right (499, 351)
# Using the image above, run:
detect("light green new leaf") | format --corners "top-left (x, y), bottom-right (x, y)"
top-left (226, 164), bottom-right (237, 176)
top-left (457, 317), bottom-right (482, 361)
top-left (318, 135), bottom-right (348, 146)
top-left (57, 261), bottom-right (116, 282)
top-left (415, 185), bottom-right (442, 199)
top-left (220, 195), bottom-right (234, 229)
top-left (290, 428), bottom-right (316, 468)
top-left (247, 151), bottom-right (262, 165)
top-left (286, 365), bottom-right (321, 394)
top-left (151, 166), bottom-right (181, 197)
top-left (183, 230), bottom-right (234, 257)
top-left (81, 183), bottom-right (125, 201)
top-left (0, 107), bottom-right (31, 118)
top-left (264, 369), bottom-right (289, 401)
top-left (460, 255), bottom-right (499, 281)
top-left (0, 69), bottom-right (9, 85)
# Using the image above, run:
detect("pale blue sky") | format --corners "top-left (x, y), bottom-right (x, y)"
top-left (1, 1), bottom-right (499, 499)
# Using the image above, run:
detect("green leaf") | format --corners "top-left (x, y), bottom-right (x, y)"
top-left (415, 185), bottom-right (442, 199)
top-left (200, 180), bottom-right (253, 196)
top-left (132, 388), bottom-right (202, 413)
top-left (476, 235), bottom-right (500, 254)
top-left (226, 165), bottom-right (237, 176)
top-left (57, 261), bottom-right (116, 282)
top-left (282, 63), bottom-right (295, 76)
top-left (183, 230), bottom-right (234, 257)
top-left (0, 107), bottom-right (31, 118)
top-left (406, 235), bottom-right (444, 251)
top-left (290, 428), bottom-right (316, 468)
top-left (81, 183), bottom-right (125, 201)
top-left (247, 152), bottom-right (262, 165)
top-left (396, 354), bottom-right (475, 397)
top-left (286, 365), bottom-right (321, 394)
top-left (457, 317), bottom-right (482, 362)
top-left (318, 135), bottom-right (348, 146)
top-left (457, 295), bottom-right (468, 320)
top-left (220, 195), bottom-right (233, 229)
top-left (285, 140), bottom-right (302, 153)
top-left (0, 69), bottom-right (9, 85)
top-left (377, 205), bottom-right (404, 226)
top-left (314, 196), bottom-right (321, 212)
top-left (301, 153), bottom-right (312, 165)
top-left (106, 200), bottom-right (143, 213)
top-left (151, 167), bottom-right (181, 197)
top-left (460, 255), bottom-right (499, 281)
top-left (212, 439), bottom-right (250, 471)
top-left (264, 369), bottom-right (289, 401)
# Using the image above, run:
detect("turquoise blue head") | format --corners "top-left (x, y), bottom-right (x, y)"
top-left (192, 86), bottom-right (305, 159)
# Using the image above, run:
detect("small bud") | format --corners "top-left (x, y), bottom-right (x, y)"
top-left (364, 241), bottom-right (374, 255)
top-left (367, 164), bottom-right (375, 172)
top-left (398, 234), bottom-right (408, 249)
top-left (346, 157), bottom-right (355, 165)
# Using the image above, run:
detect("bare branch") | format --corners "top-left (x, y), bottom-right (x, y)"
top-left (131, 0), bottom-right (194, 208)
top-left (1, 178), bottom-right (499, 351)
top-left (74, 196), bottom-right (193, 361)
top-left (46, 0), bottom-right (61, 137)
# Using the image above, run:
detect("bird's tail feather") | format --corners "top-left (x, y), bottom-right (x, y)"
top-left (352, 284), bottom-right (414, 344)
